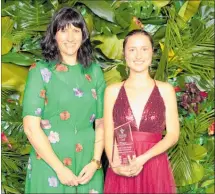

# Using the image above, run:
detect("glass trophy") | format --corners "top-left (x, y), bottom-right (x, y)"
top-left (112, 122), bottom-right (135, 166)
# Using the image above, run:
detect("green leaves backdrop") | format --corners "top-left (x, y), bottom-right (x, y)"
top-left (1, 0), bottom-right (214, 193)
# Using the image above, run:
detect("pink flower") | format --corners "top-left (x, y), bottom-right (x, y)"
top-left (76, 143), bottom-right (83, 152)
top-left (1, 132), bottom-right (12, 149)
top-left (60, 111), bottom-right (70, 120)
top-left (91, 89), bottom-right (97, 100)
top-left (208, 122), bottom-right (214, 136)
top-left (48, 177), bottom-right (58, 187)
top-left (85, 74), bottom-right (92, 82)
top-left (56, 64), bottom-right (68, 72)
top-left (40, 120), bottom-right (51, 129)
top-left (40, 90), bottom-right (46, 98)
top-left (48, 131), bottom-right (60, 144)
top-left (63, 157), bottom-right (72, 166)
top-left (89, 189), bottom-right (99, 193)
top-left (73, 88), bottom-right (84, 98)
top-left (199, 91), bottom-right (208, 99)
top-left (29, 63), bottom-right (36, 71)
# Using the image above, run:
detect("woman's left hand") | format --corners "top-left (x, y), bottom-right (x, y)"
top-left (127, 155), bottom-right (148, 177)
top-left (78, 162), bottom-right (97, 184)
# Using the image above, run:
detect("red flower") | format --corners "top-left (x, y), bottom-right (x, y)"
top-left (60, 111), bottom-right (70, 120)
top-left (75, 143), bottom-right (83, 152)
top-left (199, 91), bottom-right (208, 99)
top-left (40, 90), bottom-right (46, 98)
top-left (85, 74), bottom-right (92, 82)
top-left (7, 99), bottom-right (15, 103)
top-left (29, 63), bottom-right (36, 71)
top-left (208, 122), bottom-right (214, 136)
top-left (174, 86), bottom-right (181, 92)
top-left (56, 64), bottom-right (68, 72)
top-left (1, 132), bottom-right (12, 149)
top-left (63, 157), bottom-right (72, 166)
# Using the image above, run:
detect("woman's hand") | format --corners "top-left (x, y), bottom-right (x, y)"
top-left (78, 162), bottom-right (97, 184)
top-left (127, 155), bottom-right (147, 177)
top-left (56, 166), bottom-right (78, 186)
top-left (110, 162), bottom-right (131, 177)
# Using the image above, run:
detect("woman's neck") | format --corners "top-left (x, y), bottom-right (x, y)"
top-left (61, 54), bottom-right (78, 66)
top-left (126, 71), bottom-right (154, 88)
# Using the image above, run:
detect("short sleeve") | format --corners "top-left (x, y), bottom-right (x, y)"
top-left (22, 62), bottom-right (46, 118)
top-left (93, 64), bottom-right (106, 119)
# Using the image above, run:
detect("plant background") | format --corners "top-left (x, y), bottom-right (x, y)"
top-left (1, 0), bottom-right (214, 193)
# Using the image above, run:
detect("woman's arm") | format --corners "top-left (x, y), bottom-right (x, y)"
top-left (24, 116), bottom-right (78, 186)
top-left (136, 83), bottom-right (180, 165)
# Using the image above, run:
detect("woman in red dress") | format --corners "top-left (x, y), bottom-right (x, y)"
top-left (104, 29), bottom-right (179, 193)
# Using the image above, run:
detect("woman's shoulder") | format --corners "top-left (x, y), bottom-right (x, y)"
top-left (31, 60), bottom-right (52, 70)
top-left (105, 82), bottom-right (124, 97)
top-left (155, 80), bottom-right (175, 99)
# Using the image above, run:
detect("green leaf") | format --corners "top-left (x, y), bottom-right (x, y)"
top-left (104, 66), bottom-right (122, 85)
top-left (92, 35), bottom-right (123, 60)
top-left (186, 144), bottom-right (207, 160)
top-left (2, 16), bottom-right (14, 55)
top-left (2, 63), bottom-right (28, 93)
top-left (201, 179), bottom-right (215, 188)
top-left (152, 0), bottom-right (170, 8)
top-left (178, 0), bottom-right (201, 22)
top-left (206, 185), bottom-right (214, 193)
top-left (80, 0), bottom-right (115, 23)
top-left (2, 185), bottom-right (20, 194)
top-left (2, 52), bottom-right (35, 66)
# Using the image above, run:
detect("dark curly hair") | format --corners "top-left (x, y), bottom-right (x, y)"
top-left (41, 7), bottom-right (92, 68)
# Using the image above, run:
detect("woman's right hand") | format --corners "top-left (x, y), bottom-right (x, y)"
top-left (110, 162), bottom-right (131, 177)
top-left (56, 166), bottom-right (79, 186)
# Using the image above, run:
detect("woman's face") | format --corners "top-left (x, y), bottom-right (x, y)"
top-left (55, 23), bottom-right (82, 59)
top-left (124, 33), bottom-right (153, 73)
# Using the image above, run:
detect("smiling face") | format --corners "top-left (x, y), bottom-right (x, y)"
top-left (55, 23), bottom-right (82, 59)
top-left (124, 33), bottom-right (153, 73)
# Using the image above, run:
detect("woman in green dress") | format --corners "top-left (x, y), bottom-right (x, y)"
top-left (22, 7), bottom-right (105, 193)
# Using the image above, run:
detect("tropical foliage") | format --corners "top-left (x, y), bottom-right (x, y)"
top-left (1, 0), bottom-right (214, 193)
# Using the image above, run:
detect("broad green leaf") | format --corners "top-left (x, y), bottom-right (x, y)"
top-left (2, 16), bottom-right (14, 55)
top-left (2, 52), bottom-right (35, 66)
top-left (201, 179), bottom-right (214, 188)
top-left (104, 66), bottom-right (122, 85)
top-left (205, 185), bottom-right (214, 193)
top-left (83, 13), bottom-right (94, 34)
top-left (80, 0), bottom-right (115, 23)
top-left (2, 37), bottom-right (13, 55)
top-left (49, 0), bottom-right (59, 9)
top-left (186, 144), bottom-right (207, 160)
top-left (2, 63), bottom-right (28, 92)
top-left (178, 0), bottom-right (201, 22)
top-left (92, 35), bottom-right (123, 60)
top-left (152, 0), bottom-right (170, 8)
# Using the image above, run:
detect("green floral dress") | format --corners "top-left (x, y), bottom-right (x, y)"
top-left (22, 60), bottom-right (106, 193)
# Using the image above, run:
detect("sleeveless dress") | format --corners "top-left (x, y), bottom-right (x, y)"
top-left (104, 81), bottom-right (176, 193)
top-left (22, 60), bottom-right (106, 193)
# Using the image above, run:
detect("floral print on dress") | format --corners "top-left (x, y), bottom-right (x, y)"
top-left (48, 177), bottom-right (58, 187)
top-left (63, 157), bottom-right (72, 166)
top-left (60, 111), bottom-right (70, 120)
top-left (89, 189), bottom-right (99, 193)
top-left (40, 68), bottom-right (52, 83)
top-left (73, 88), bottom-right (84, 98)
top-left (90, 114), bottom-right (96, 123)
top-left (91, 89), bottom-right (97, 100)
top-left (29, 63), bottom-right (36, 71)
top-left (40, 89), bottom-right (46, 98)
top-left (40, 120), bottom-right (51, 129)
top-left (35, 108), bottom-right (42, 116)
top-left (85, 74), bottom-right (92, 82)
top-left (56, 64), bottom-right (68, 72)
top-left (48, 131), bottom-right (60, 144)
top-left (76, 143), bottom-right (83, 152)
top-left (45, 97), bottom-right (48, 105)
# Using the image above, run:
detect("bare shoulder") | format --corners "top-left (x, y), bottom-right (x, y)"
top-left (155, 80), bottom-right (175, 99)
top-left (105, 82), bottom-right (124, 98)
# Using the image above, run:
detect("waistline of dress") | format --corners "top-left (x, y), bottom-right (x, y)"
top-left (132, 131), bottom-right (162, 143)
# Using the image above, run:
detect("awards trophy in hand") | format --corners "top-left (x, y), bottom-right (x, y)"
top-left (111, 121), bottom-right (136, 167)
